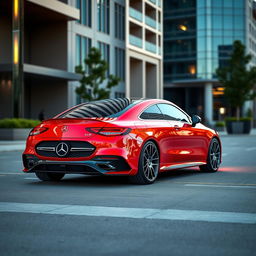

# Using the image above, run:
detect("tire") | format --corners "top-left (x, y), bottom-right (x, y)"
top-left (129, 141), bottom-right (159, 185)
top-left (35, 172), bottom-right (65, 181)
top-left (199, 138), bottom-right (221, 172)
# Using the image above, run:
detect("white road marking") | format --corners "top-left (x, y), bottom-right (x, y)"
top-left (245, 147), bottom-right (256, 151)
top-left (184, 184), bottom-right (256, 189)
top-left (0, 202), bottom-right (255, 224)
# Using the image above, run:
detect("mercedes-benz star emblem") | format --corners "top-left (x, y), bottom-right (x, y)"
top-left (61, 126), bottom-right (68, 133)
top-left (55, 142), bottom-right (69, 157)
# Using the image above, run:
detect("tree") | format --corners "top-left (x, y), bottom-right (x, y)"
top-left (216, 40), bottom-right (256, 120)
top-left (75, 47), bottom-right (120, 101)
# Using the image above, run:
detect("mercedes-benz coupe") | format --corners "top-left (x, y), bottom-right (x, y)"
top-left (23, 98), bottom-right (221, 184)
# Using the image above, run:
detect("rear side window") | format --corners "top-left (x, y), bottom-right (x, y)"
top-left (140, 105), bottom-right (163, 120)
top-left (157, 104), bottom-right (190, 122)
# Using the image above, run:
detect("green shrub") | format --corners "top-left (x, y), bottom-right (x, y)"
top-left (225, 117), bottom-right (252, 122)
top-left (0, 118), bottom-right (41, 128)
top-left (215, 121), bottom-right (225, 127)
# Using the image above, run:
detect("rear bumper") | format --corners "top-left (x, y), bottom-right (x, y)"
top-left (23, 155), bottom-right (132, 175)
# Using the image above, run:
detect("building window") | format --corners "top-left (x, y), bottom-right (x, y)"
top-left (98, 41), bottom-right (110, 75)
top-left (115, 47), bottom-right (125, 81)
top-left (97, 0), bottom-right (110, 34)
top-left (76, 0), bottom-right (92, 27)
top-left (115, 92), bottom-right (125, 98)
top-left (76, 35), bottom-right (92, 69)
top-left (115, 3), bottom-right (125, 40)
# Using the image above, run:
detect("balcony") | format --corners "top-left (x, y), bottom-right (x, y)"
top-left (145, 41), bottom-right (157, 53)
top-left (129, 7), bottom-right (143, 22)
top-left (130, 35), bottom-right (143, 48)
top-left (145, 16), bottom-right (156, 29)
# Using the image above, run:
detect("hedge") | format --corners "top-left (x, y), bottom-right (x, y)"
top-left (0, 118), bottom-right (41, 128)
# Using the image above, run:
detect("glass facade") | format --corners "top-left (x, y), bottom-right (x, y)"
top-left (164, 0), bottom-right (246, 82)
top-left (75, 35), bottom-right (92, 69)
top-left (76, 0), bottom-right (92, 27)
top-left (98, 41), bottom-right (110, 75)
top-left (97, 0), bottom-right (110, 34)
top-left (164, 0), bottom-right (197, 81)
top-left (197, 0), bottom-right (245, 80)
top-left (115, 3), bottom-right (125, 40)
top-left (115, 47), bottom-right (125, 81)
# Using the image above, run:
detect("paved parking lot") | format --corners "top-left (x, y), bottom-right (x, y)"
top-left (0, 135), bottom-right (256, 256)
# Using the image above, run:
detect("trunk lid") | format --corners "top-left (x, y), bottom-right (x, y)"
top-left (39, 118), bottom-right (114, 139)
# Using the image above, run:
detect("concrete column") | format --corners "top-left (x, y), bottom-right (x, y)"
top-left (142, 60), bottom-right (146, 98)
top-left (204, 83), bottom-right (213, 124)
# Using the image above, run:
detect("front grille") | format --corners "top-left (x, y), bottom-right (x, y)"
top-left (36, 141), bottom-right (95, 158)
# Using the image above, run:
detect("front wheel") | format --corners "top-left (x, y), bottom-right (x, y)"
top-left (129, 141), bottom-right (159, 185)
top-left (200, 138), bottom-right (221, 172)
top-left (35, 172), bottom-right (65, 181)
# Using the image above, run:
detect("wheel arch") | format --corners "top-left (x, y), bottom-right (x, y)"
top-left (139, 138), bottom-right (161, 168)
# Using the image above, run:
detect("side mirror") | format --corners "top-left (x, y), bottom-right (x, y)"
top-left (191, 115), bottom-right (201, 127)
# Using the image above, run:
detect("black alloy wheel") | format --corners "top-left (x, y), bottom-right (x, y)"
top-left (129, 141), bottom-right (159, 184)
top-left (200, 138), bottom-right (221, 172)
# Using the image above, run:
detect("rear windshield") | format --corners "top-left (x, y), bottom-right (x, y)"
top-left (57, 98), bottom-right (138, 119)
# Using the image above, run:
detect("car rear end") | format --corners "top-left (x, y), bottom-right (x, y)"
top-left (22, 116), bottom-right (141, 177)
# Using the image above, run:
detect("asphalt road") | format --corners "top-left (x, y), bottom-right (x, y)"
top-left (0, 135), bottom-right (256, 256)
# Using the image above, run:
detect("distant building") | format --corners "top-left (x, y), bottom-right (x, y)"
top-left (0, 0), bottom-right (163, 119)
top-left (164, 0), bottom-right (256, 124)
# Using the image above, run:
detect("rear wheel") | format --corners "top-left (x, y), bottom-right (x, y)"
top-left (129, 141), bottom-right (159, 185)
top-left (35, 172), bottom-right (65, 181)
top-left (200, 138), bottom-right (221, 172)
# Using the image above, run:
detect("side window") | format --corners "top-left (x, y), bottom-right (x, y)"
top-left (140, 105), bottom-right (163, 120)
top-left (157, 104), bottom-right (190, 123)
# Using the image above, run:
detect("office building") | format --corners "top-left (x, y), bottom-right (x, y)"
top-left (0, 0), bottom-right (163, 120)
top-left (164, 0), bottom-right (256, 124)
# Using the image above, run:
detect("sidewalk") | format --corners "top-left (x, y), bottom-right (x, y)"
top-left (0, 129), bottom-right (255, 152)
top-left (0, 141), bottom-right (26, 152)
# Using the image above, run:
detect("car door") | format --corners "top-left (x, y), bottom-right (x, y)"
top-left (157, 103), bottom-right (206, 165)
top-left (139, 104), bottom-right (175, 167)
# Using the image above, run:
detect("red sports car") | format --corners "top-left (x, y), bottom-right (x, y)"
top-left (23, 98), bottom-right (221, 184)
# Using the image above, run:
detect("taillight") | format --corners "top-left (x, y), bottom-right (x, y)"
top-left (86, 127), bottom-right (131, 136)
top-left (29, 127), bottom-right (48, 136)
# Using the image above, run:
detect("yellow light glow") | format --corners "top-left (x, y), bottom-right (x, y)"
top-left (14, 0), bottom-right (19, 18)
top-left (218, 87), bottom-right (225, 91)
top-left (213, 91), bottom-right (224, 96)
top-left (179, 24), bottom-right (187, 31)
top-left (13, 35), bottom-right (19, 64)
top-left (219, 107), bottom-right (226, 115)
top-left (188, 65), bottom-right (196, 74)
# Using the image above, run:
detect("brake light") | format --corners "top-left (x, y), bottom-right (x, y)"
top-left (29, 127), bottom-right (48, 136)
top-left (86, 127), bottom-right (131, 136)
